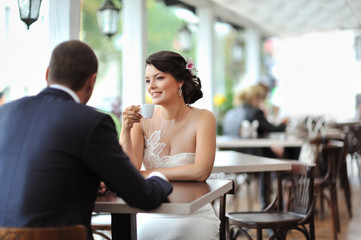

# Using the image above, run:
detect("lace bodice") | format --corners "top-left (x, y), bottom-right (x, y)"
top-left (142, 107), bottom-right (201, 170)
top-left (143, 130), bottom-right (195, 169)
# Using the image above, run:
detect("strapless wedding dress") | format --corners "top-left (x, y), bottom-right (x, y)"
top-left (136, 129), bottom-right (220, 240)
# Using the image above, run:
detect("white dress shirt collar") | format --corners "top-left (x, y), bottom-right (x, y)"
top-left (49, 84), bottom-right (80, 103)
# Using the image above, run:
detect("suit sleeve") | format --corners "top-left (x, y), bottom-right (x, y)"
top-left (82, 115), bottom-right (172, 211)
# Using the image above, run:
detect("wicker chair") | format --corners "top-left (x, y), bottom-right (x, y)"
top-left (226, 162), bottom-right (315, 240)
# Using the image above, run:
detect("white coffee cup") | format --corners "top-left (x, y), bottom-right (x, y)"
top-left (141, 104), bottom-right (155, 118)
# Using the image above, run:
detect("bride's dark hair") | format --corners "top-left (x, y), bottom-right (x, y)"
top-left (145, 51), bottom-right (203, 104)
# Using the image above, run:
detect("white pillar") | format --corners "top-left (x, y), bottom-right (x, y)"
top-left (214, 24), bottom-right (227, 95)
top-left (196, 5), bottom-right (215, 112)
top-left (48, 0), bottom-right (81, 51)
top-left (241, 28), bottom-right (261, 88)
top-left (121, 0), bottom-right (146, 109)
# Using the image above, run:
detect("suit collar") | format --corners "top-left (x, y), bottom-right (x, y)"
top-left (39, 87), bottom-right (77, 102)
top-left (49, 84), bottom-right (80, 103)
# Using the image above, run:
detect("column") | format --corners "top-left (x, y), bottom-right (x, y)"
top-left (240, 28), bottom-right (261, 88)
top-left (121, 0), bottom-right (146, 109)
top-left (196, 5), bottom-right (215, 112)
top-left (48, 0), bottom-right (81, 51)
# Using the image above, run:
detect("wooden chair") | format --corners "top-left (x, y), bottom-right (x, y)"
top-left (343, 123), bottom-right (361, 183)
top-left (226, 162), bottom-right (315, 240)
top-left (92, 212), bottom-right (112, 240)
top-left (313, 140), bottom-right (344, 240)
top-left (355, 123), bottom-right (361, 182)
top-left (0, 225), bottom-right (86, 240)
top-left (328, 122), bottom-right (361, 220)
top-left (322, 128), bottom-right (353, 219)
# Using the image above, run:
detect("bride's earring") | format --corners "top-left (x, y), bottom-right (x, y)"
top-left (178, 86), bottom-right (182, 96)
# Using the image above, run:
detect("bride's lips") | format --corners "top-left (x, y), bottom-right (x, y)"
top-left (151, 91), bottom-right (162, 98)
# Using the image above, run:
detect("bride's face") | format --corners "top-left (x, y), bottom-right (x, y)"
top-left (145, 64), bottom-right (180, 105)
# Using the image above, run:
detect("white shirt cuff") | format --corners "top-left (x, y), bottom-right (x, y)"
top-left (147, 172), bottom-right (169, 182)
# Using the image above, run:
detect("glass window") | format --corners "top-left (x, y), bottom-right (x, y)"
top-left (147, 0), bottom-right (197, 59)
top-left (0, 0), bottom-right (49, 103)
top-left (80, 0), bottom-right (122, 115)
top-left (214, 21), bottom-right (245, 134)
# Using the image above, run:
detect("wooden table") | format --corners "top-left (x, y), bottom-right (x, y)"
top-left (94, 179), bottom-right (233, 240)
top-left (216, 133), bottom-right (304, 149)
top-left (328, 119), bottom-right (360, 129)
top-left (212, 150), bottom-right (292, 173)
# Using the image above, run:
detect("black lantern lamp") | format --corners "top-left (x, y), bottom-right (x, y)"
top-left (177, 23), bottom-right (192, 52)
top-left (97, 0), bottom-right (120, 38)
top-left (17, 0), bottom-right (42, 29)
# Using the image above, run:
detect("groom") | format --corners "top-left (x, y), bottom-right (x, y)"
top-left (0, 40), bottom-right (172, 240)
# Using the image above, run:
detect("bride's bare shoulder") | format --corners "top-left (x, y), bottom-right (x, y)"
top-left (189, 107), bottom-right (216, 123)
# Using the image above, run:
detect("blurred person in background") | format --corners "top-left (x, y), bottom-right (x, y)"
top-left (223, 84), bottom-right (288, 143)
top-left (222, 83), bottom-right (289, 209)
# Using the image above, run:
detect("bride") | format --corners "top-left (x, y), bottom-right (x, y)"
top-left (120, 50), bottom-right (219, 240)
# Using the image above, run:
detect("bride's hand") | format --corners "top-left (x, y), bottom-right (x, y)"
top-left (122, 105), bottom-right (142, 130)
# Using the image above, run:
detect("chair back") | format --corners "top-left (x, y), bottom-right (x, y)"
top-left (226, 162), bottom-right (316, 240)
top-left (0, 225), bottom-right (87, 240)
top-left (281, 162), bottom-right (315, 215)
top-left (343, 124), bottom-right (361, 156)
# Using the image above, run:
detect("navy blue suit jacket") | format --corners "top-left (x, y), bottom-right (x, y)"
top-left (0, 88), bottom-right (172, 239)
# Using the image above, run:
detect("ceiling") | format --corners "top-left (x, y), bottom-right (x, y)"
top-left (178, 0), bottom-right (361, 37)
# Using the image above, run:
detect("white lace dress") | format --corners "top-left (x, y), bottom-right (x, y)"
top-left (136, 107), bottom-right (220, 240)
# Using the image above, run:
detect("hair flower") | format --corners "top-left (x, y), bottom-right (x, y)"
top-left (186, 58), bottom-right (198, 76)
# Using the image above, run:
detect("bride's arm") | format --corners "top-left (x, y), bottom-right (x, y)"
top-left (120, 105), bottom-right (144, 170)
top-left (141, 110), bottom-right (216, 181)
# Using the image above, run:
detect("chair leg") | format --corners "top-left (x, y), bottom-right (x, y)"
top-left (228, 226), bottom-right (252, 240)
top-left (219, 194), bottom-right (227, 240)
top-left (332, 184), bottom-right (341, 233)
top-left (343, 182), bottom-right (353, 218)
top-left (340, 158), bottom-right (353, 218)
top-left (231, 174), bottom-right (240, 212)
top-left (310, 214), bottom-right (315, 240)
top-left (228, 226), bottom-right (237, 240)
top-left (330, 185), bottom-right (339, 240)
top-left (230, 229), bottom-right (237, 240)
top-left (319, 187), bottom-right (325, 220)
top-left (246, 177), bottom-right (252, 211)
top-left (233, 186), bottom-right (240, 212)
top-left (256, 229), bottom-right (262, 240)
top-left (272, 230), bottom-right (287, 240)
top-left (92, 229), bottom-right (112, 240)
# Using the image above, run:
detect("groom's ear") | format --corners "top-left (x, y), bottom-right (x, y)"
top-left (87, 73), bottom-right (97, 91)
top-left (45, 67), bottom-right (50, 85)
